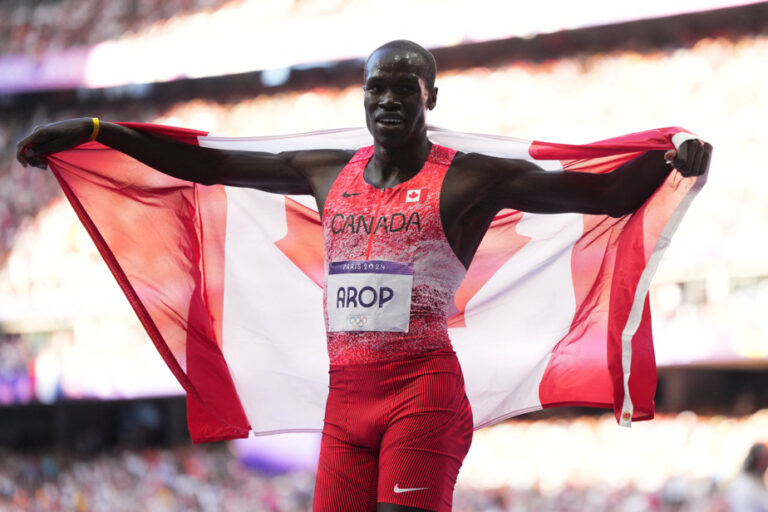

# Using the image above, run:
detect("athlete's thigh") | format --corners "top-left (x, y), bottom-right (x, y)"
top-left (315, 366), bottom-right (380, 512)
top-left (376, 359), bottom-right (473, 512)
top-left (314, 432), bottom-right (379, 512)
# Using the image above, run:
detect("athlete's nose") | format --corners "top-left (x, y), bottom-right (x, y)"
top-left (379, 90), bottom-right (401, 109)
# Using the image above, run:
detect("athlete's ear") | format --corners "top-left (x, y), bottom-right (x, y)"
top-left (428, 87), bottom-right (438, 110)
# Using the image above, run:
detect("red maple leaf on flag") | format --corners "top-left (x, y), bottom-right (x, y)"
top-left (448, 210), bottom-right (530, 327)
top-left (274, 197), bottom-right (325, 287)
top-left (275, 197), bottom-right (531, 327)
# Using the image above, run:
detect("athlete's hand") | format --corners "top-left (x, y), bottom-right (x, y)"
top-left (663, 139), bottom-right (712, 177)
top-left (16, 118), bottom-right (94, 169)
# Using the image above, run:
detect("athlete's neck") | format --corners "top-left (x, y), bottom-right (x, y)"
top-left (367, 138), bottom-right (432, 189)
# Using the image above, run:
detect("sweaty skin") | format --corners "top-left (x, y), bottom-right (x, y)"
top-left (16, 39), bottom-right (712, 512)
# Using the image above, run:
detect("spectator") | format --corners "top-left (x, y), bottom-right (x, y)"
top-left (727, 442), bottom-right (768, 512)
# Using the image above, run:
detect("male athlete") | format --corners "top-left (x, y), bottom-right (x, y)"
top-left (17, 40), bottom-right (711, 512)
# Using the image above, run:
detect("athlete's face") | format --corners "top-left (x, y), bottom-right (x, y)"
top-left (363, 49), bottom-right (437, 148)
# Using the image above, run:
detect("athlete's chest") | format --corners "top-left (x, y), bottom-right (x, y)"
top-left (325, 185), bottom-right (433, 236)
top-left (322, 145), bottom-right (456, 260)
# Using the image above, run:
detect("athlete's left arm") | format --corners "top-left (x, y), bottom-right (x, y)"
top-left (479, 139), bottom-right (712, 217)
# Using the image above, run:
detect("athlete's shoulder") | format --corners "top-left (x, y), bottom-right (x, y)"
top-left (447, 151), bottom-right (508, 182)
top-left (443, 151), bottom-right (542, 204)
top-left (450, 150), bottom-right (488, 167)
top-left (450, 151), bottom-right (528, 169)
top-left (449, 151), bottom-right (541, 180)
top-left (285, 148), bottom-right (356, 171)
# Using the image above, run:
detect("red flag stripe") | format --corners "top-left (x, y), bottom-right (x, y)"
top-left (49, 124), bottom-right (250, 442)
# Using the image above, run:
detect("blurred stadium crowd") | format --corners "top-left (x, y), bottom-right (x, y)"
top-left (0, 0), bottom-right (230, 55)
top-left (3, 410), bottom-right (768, 511)
top-left (2, 0), bottom-right (768, 511)
top-left (0, 444), bottom-right (316, 512)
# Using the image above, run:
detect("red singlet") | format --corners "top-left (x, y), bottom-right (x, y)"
top-left (315, 145), bottom-right (473, 512)
top-left (322, 144), bottom-right (467, 365)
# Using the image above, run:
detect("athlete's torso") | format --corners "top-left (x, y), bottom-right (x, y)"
top-left (322, 144), bottom-right (467, 365)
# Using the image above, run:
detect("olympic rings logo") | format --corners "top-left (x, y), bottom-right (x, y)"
top-left (348, 315), bottom-right (369, 329)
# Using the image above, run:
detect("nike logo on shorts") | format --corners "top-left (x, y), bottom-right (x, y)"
top-left (343, 191), bottom-right (361, 197)
top-left (394, 483), bottom-right (428, 493)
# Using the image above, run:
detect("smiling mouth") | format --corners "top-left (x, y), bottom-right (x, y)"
top-left (377, 118), bottom-right (405, 126)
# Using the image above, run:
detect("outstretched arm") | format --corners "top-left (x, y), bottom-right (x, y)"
top-left (16, 118), bottom-right (347, 196)
top-left (478, 139), bottom-right (711, 218)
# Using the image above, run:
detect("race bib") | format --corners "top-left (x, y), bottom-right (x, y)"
top-left (327, 260), bottom-right (414, 332)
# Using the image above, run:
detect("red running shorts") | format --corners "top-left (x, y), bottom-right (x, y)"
top-left (313, 348), bottom-right (473, 512)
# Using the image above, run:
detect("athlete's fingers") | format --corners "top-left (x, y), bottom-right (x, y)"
top-left (664, 149), bottom-right (677, 163)
top-left (16, 123), bottom-right (63, 163)
top-left (27, 156), bottom-right (49, 170)
top-left (693, 142), bottom-right (712, 175)
top-left (699, 141), bottom-right (712, 172)
top-left (674, 139), bottom-right (705, 177)
top-left (17, 124), bottom-right (45, 146)
top-left (17, 119), bottom-right (94, 169)
top-left (25, 142), bottom-right (48, 159)
top-left (15, 131), bottom-right (40, 167)
top-left (20, 145), bottom-right (47, 169)
top-left (691, 143), bottom-right (706, 175)
top-left (16, 145), bottom-right (46, 168)
top-left (16, 144), bottom-right (29, 167)
top-left (17, 141), bottom-right (54, 170)
top-left (24, 135), bottom-right (66, 162)
top-left (16, 128), bottom-right (52, 166)
top-left (701, 142), bottom-right (713, 173)
top-left (679, 143), bottom-right (697, 176)
top-left (683, 140), bottom-right (711, 176)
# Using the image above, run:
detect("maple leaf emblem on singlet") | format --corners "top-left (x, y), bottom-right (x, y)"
top-left (274, 197), bottom-right (532, 327)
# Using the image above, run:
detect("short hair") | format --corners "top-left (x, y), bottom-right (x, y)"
top-left (365, 40), bottom-right (437, 90)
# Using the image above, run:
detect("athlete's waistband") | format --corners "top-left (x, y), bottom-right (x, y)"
top-left (328, 347), bottom-right (457, 372)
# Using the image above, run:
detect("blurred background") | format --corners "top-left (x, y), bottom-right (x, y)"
top-left (1, 0), bottom-right (768, 510)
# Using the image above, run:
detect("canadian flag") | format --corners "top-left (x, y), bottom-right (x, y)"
top-left (404, 188), bottom-right (424, 203)
top-left (46, 124), bottom-right (705, 442)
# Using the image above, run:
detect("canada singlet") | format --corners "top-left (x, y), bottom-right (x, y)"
top-left (322, 144), bottom-right (467, 365)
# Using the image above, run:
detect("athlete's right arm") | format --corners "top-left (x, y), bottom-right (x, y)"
top-left (16, 118), bottom-right (321, 195)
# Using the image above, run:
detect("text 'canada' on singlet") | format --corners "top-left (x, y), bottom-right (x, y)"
top-left (322, 144), bottom-right (467, 365)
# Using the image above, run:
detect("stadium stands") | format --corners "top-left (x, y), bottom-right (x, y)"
top-left (0, 0), bottom-right (232, 55)
top-left (3, 410), bottom-right (766, 510)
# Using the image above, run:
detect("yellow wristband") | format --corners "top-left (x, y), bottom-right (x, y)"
top-left (89, 117), bottom-right (100, 140)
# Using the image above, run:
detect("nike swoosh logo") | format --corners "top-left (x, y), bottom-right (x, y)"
top-left (342, 191), bottom-right (361, 197)
top-left (393, 483), bottom-right (428, 494)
